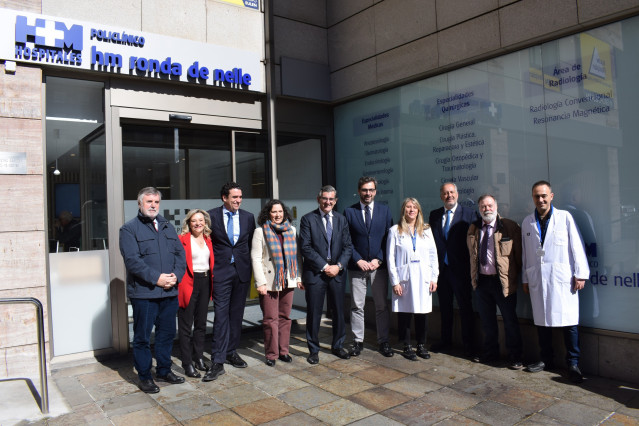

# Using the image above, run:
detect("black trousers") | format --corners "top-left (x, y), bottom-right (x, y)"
top-left (177, 272), bottom-right (211, 366)
top-left (397, 312), bottom-right (427, 345)
top-left (437, 265), bottom-right (475, 352)
top-left (305, 276), bottom-right (346, 354)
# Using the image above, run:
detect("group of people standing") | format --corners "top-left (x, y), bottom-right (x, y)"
top-left (119, 177), bottom-right (589, 394)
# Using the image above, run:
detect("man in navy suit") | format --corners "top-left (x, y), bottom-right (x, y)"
top-left (203, 182), bottom-right (256, 381)
top-left (300, 185), bottom-right (353, 364)
top-left (428, 182), bottom-right (478, 358)
top-left (344, 177), bottom-right (393, 357)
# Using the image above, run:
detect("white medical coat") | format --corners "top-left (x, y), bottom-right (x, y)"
top-left (521, 207), bottom-right (589, 327)
top-left (387, 225), bottom-right (439, 314)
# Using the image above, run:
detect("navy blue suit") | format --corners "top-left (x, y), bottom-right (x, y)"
top-left (300, 209), bottom-right (353, 354)
top-left (344, 202), bottom-right (392, 344)
top-left (428, 205), bottom-right (478, 353)
top-left (207, 206), bottom-right (256, 364)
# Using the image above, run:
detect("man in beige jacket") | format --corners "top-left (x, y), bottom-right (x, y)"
top-left (467, 194), bottom-right (523, 369)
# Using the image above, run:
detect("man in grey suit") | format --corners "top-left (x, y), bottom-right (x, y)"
top-left (300, 185), bottom-right (353, 364)
top-left (344, 177), bottom-right (393, 357)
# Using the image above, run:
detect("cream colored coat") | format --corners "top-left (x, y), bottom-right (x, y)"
top-left (522, 208), bottom-right (589, 327)
top-left (251, 226), bottom-right (302, 291)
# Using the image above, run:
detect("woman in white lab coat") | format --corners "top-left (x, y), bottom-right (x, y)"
top-left (387, 197), bottom-right (438, 360)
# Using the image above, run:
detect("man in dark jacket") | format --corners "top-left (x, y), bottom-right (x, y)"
top-left (120, 187), bottom-right (187, 393)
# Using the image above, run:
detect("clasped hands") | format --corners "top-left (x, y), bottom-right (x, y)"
top-left (157, 273), bottom-right (177, 289)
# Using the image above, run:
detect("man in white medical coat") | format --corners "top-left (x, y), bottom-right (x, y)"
top-left (522, 180), bottom-right (589, 383)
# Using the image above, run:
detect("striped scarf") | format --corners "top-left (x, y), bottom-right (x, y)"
top-left (263, 220), bottom-right (298, 290)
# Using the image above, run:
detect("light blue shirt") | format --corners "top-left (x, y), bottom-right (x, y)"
top-left (222, 206), bottom-right (240, 245)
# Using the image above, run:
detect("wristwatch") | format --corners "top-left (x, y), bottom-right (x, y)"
top-left (337, 262), bottom-right (343, 271)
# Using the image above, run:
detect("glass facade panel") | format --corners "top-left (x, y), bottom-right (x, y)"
top-left (335, 17), bottom-right (639, 334)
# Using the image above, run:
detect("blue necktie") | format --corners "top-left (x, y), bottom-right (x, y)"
top-left (444, 210), bottom-right (451, 264)
top-left (480, 224), bottom-right (490, 266)
top-left (227, 212), bottom-right (235, 263)
top-left (325, 214), bottom-right (332, 260)
top-left (364, 205), bottom-right (372, 232)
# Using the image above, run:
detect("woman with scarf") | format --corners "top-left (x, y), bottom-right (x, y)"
top-left (251, 200), bottom-right (303, 366)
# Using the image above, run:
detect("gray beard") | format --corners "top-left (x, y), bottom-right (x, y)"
top-left (481, 212), bottom-right (497, 223)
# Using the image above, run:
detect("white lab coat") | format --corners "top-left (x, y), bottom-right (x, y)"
top-left (521, 207), bottom-right (590, 327)
top-left (387, 225), bottom-right (439, 314)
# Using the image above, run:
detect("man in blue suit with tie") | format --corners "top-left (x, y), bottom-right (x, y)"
top-left (344, 177), bottom-right (394, 357)
top-left (428, 182), bottom-right (478, 358)
top-left (203, 182), bottom-right (256, 381)
top-left (300, 185), bottom-right (353, 364)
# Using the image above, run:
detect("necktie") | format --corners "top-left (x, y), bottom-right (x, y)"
top-left (480, 224), bottom-right (491, 266)
top-left (364, 205), bottom-right (372, 232)
top-left (153, 219), bottom-right (158, 231)
top-left (325, 214), bottom-right (332, 260)
top-left (226, 212), bottom-right (234, 245)
top-left (444, 210), bottom-right (451, 265)
top-left (444, 209), bottom-right (451, 239)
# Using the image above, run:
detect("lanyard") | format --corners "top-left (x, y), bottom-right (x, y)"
top-left (534, 205), bottom-right (552, 247)
top-left (410, 227), bottom-right (417, 252)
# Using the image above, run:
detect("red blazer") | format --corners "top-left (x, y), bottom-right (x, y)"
top-left (178, 233), bottom-right (214, 308)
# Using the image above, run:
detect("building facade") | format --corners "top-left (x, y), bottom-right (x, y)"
top-left (1, 0), bottom-right (638, 384)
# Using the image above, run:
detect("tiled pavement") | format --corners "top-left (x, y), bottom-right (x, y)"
top-left (6, 318), bottom-right (639, 425)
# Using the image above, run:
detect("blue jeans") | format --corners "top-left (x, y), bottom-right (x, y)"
top-left (131, 297), bottom-right (179, 380)
top-left (537, 324), bottom-right (580, 366)
top-left (475, 274), bottom-right (522, 360)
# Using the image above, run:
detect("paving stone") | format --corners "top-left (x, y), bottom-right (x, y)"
top-left (318, 375), bottom-right (376, 397)
top-left (519, 413), bottom-right (572, 425)
top-left (420, 386), bottom-right (481, 412)
top-left (46, 402), bottom-right (110, 426)
top-left (450, 375), bottom-right (514, 400)
top-left (182, 409), bottom-right (251, 425)
top-left (382, 397), bottom-right (456, 425)
top-left (348, 386), bottom-right (412, 412)
top-left (540, 400), bottom-right (613, 425)
top-left (228, 364), bottom-right (285, 382)
top-left (277, 385), bottom-right (340, 410)
top-left (417, 365), bottom-right (471, 386)
top-left (53, 376), bottom-right (94, 407)
top-left (602, 412), bottom-right (639, 425)
top-left (110, 405), bottom-right (176, 426)
top-left (233, 397), bottom-right (297, 424)
top-left (348, 413), bottom-right (405, 425)
top-left (85, 379), bottom-right (140, 401)
top-left (149, 381), bottom-right (199, 404)
top-left (253, 374), bottom-right (309, 396)
top-left (209, 383), bottom-right (270, 408)
top-left (382, 375), bottom-right (443, 398)
top-left (325, 357), bottom-right (374, 374)
top-left (434, 414), bottom-right (485, 425)
top-left (461, 400), bottom-right (531, 425)
top-left (289, 364), bottom-right (342, 385)
top-left (98, 391), bottom-right (157, 418)
top-left (162, 394), bottom-right (224, 422)
top-left (196, 370), bottom-right (247, 391)
top-left (491, 387), bottom-right (558, 413)
top-left (306, 398), bottom-right (375, 425)
top-left (262, 410), bottom-right (324, 425)
top-left (351, 365), bottom-right (407, 385)
top-left (617, 394), bottom-right (639, 418)
top-left (76, 369), bottom-right (124, 388)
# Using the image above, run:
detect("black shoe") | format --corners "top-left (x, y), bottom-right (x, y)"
top-left (183, 363), bottom-right (201, 378)
top-left (402, 344), bottom-right (417, 361)
top-left (526, 361), bottom-right (551, 373)
top-left (226, 353), bottom-right (248, 368)
top-left (416, 344), bottom-right (430, 359)
top-left (265, 358), bottom-right (276, 367)
top-left (430, 342), bottom-right (452, 354)
top-left (278, 354), bottom-right (293, 363)
top-left (307, 352), bottom-right (319, 365)
top-left (193, 358), bottom-right (209, 372)
top-left (349, 342), bottom-right (363, 357)
top-left (156, 371), bottom-right (185, 384)
top-left (202, 363), bottom-right (225, 382)
top-left (379, 342), bottom-right (394, 357)
top-left (472, 354), bottom-right (498, 364)
top-left (331, 348), bottom-right (351, 359)
top-left (568, 364), bottom-right (584, 383)
top-left (138, 379), bottom-right (160, 394)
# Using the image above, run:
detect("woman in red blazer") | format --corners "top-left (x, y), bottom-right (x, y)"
top-left (178, 209), bottom-right (214, 378)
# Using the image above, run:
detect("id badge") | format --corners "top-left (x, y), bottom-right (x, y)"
top-left (536, 248), bottom-right (545, 257)
top-left (410, 253), bottom-right (420, 263)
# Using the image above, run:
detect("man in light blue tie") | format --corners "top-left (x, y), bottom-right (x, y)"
top-left (203, 182), bottom-right (256, 381)
top-left (300, 185), bottom-right (353, 364)
top-left (428, 182), bottom-right (478, 358)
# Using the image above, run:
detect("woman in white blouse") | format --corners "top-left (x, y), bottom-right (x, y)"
top-left (387, 198), bottom-right (438, 360)
top-left (178, 209), bottom-right (215, 378)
